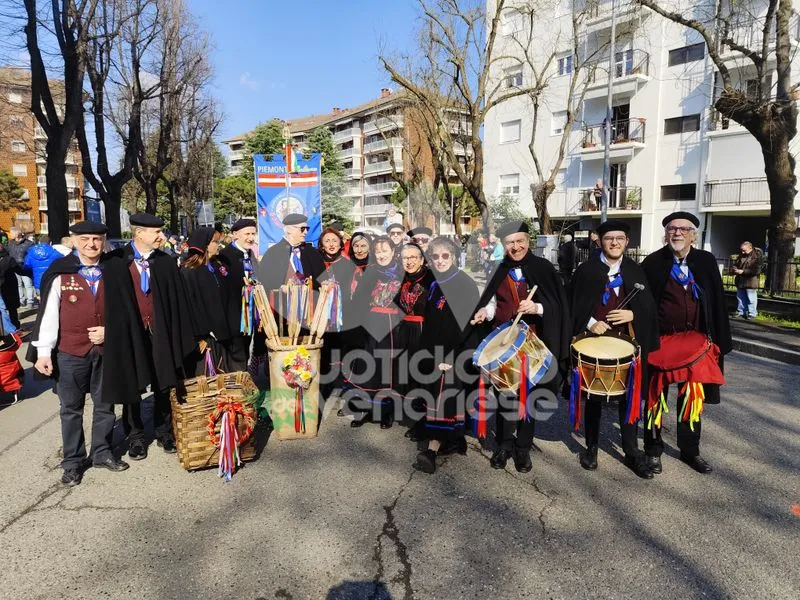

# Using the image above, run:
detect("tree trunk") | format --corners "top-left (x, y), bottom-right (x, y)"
top-left (104, 195), bottom-right (122, 238)
top-left (45, 154), bottom-right (69, 241)
top-left (760, 132), bottom-right (797, 294)
top-left (533, 182), bottom-right (555, 235)
top-left (143, 181), bottom-right (158, 215)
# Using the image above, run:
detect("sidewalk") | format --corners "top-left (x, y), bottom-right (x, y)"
top-left (729, 316), bottom-right (800, 365)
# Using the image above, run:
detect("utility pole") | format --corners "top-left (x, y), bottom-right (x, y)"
top-left (601, 0), bottom-right (617, 224)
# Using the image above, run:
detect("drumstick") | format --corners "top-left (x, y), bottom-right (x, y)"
top-left (613, 283), bottom-right (645, 311)
top-left (502, 285), bottom-right (538, 346)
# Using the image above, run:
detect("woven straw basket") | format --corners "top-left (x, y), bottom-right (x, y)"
top-left (170, 371), bottom-right (259, 471)
top-left (266, 338), bottom-right (323, 440)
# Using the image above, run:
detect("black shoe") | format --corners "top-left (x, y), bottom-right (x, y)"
top-left (438, 437), bottom-right (467, 456)
top-left (415, 449), bottom-right (437, 474)
top-left (379, 416), bottom-right (393, 430)
top-left (157, 438), bottom-right (177, 454)
top-left (681, 454), bottom-right (712, 474)
top-left (93, 456), bottom-right (130, 472)
top-left (624, 454), bottom-right (654, 479)
top-left (337, 408), bottom-right (346, 417)
top-left (61, 468), bottom-right (82, 486)
top-left (513, 448), bottom-right (532, 473)
top-left (128, 441), bottom-right (148, 460)
top-left (350, 415), bottom-right (368, 428)
top-left (645, 455), bottom-right (662, 474)
top-left (490, 448), bottom-right (510, 469)
top-left (580, 445), bottom-right (598, 471)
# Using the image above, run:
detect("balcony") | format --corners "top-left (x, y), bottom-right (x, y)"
top-left (344, 185), bottom-right (361, 197)
top-left (65, 176), bottom-right (78, 188)
top-left (363, 116), bottom-right (403, 135)
top-left (228, 150), bottom-right (244, 161)
top-left (579, 117), bottom-right (646, 160)
top-left (39, 200), bottom-right (48, 210)
top-left (571, 186), bottom-right (643, 214)
top-left (583, 0), bottom-right (647, 33)
top-left (363, 181), bottom-right (398, 195)
top-left (703, 178), bottom-right (769, 209)
top-left (68, 200), bottom-right (81, 212)
top-left (584, 49), bottom-right (650, 100)
top-left (363, 202), bottom-right (393, 216)
top-left (364, 159), bottom-right (402, 175)
top-left (363, 138), bottom-right (403, 154)
top-left (333, 127), bottom-right (360, 142)
top-left (343, 167), bottom-right (361, 178)
top-left (720, 12), bottom-right (800, 61)
top-left (39, 222), bottom-right (49, 234)
top-left (338, 147), bottom-right (361, 159)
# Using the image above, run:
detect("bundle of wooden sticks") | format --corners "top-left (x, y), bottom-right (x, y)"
top-left (252, 280), bottom-right (335, 348)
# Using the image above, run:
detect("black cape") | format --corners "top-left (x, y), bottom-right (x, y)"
top-left (318, 252), bottom-right (357, 332)
top-left (476, 251), bottom-right (572, 366)
top-left (218, 243), bottom-right (257, 337)
top-left (567, 255), bottom-right (660, 358)
top-left (102, 245), bottom-right (195, 404)
top-left (25, 254), bottom-right (85, 370)
top-left (256, 238), bottom-right (325, 291)
top-left (180, 260), bottom-right (233, 342)
top-left (421, 268), bottom-right (480, 356)
top-left (641, 245), bottom-right (733, 404)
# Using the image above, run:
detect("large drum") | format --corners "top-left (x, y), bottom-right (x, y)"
top-left (473, 321), bottom-right (553, 393)
top-left (571, 332), bottom-right (640, 398)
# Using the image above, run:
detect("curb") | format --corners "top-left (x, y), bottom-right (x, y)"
top-left (732, 337), bottom-right (800, 366)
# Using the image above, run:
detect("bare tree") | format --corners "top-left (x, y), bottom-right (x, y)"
top-left (77, 0), bottom-right (160, 237)
top-left (380, 0), bottom-right (540, 231)
top-left (637, 0), bottom-right (797, 291)
top-left (23, 0), bottom-right (99, 241)
top-left (506, 4), bottom-right (605, 234)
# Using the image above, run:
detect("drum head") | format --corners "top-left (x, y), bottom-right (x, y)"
top-left (473, 321), bottom-right (527, 368)
top-left (572, 335), bottom-right (636, 360)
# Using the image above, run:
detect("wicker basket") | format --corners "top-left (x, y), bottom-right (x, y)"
top-left (170, 371), bottom-right (259, 471)
top-left (266, 338), bottom-right (323, 440)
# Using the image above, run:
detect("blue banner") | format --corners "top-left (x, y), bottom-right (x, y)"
top-left (253, 153), bottom-right (322, 250)
top-left (85, 199), bottom-right (102, 223)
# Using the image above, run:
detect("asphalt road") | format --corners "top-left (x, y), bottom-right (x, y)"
top-left (1, 348), bottom-right (798, 600)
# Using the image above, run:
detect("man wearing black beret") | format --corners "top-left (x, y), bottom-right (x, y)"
top-left (101, 213), bottom-right (195, 460)
top-left (27, 221), bottom-right (129, 485)
top-left (257, 213), bottom-right (325, 292)
top-left (640, 211), bottom-right (731, 474)
top-left (218, 217), bottom-right (259, 370)
top-left (472, 221), bottom-right (571, 473)
top-left (566, 220), bottom-right (659, 478)
top-left (408, 226), bottom-right (433, 253)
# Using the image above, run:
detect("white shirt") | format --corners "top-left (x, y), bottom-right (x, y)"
top-left (32, 276), bottom-right (62, 358)
top-left (586, 254), bottom-right (623, 330)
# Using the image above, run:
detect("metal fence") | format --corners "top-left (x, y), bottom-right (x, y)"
top-left (703, 178), bottom-right (769, 207)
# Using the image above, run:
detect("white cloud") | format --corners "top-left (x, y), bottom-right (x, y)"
top-left (239, 72), bottom-right (260, 90)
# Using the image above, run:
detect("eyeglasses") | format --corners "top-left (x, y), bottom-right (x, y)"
top-left (389, 231), bottom-right (404, 236)
top-left (602, 236), bottom-right (627, 243)
top-left (431, 252), bottom-right (450, 260)
top-left (666, 226), bottom-right (695, 235)
top-left (293, 226), bottom-right (309, 232)
top-left (413, 236), bottom-right (430, 243)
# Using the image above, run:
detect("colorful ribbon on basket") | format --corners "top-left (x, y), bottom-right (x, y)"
top-left (207, 400), bottom-right (255, 482)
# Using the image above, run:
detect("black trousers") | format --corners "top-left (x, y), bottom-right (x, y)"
top-left (56, 349), bottom-right (115, 469)
top-left (643, 384), bottom-right (701, 458)
top-left (122, 386), bottom-right (172, 443)
top-left (584, 395), bottom-right (638, 457)
top-left (225, 334), bottom-right (251, 372)
top-left (496, 391), bottom-right (536, 451)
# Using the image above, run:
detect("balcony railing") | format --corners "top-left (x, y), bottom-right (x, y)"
top-left (573, 186), bottom-right (642, 212)
top-left (584, 0), bottom-right (639, 22)
top-left (338, 147), bottom-right (360, 159)
top-left (363, 116), bottom-right (403, 134)
top-left (65, 176), bottom-right (78, 188)
top-left (363, 138), bottom-right (403, 154)
top-left (363, 202), bottom-right (393, 216)
top-left (333, 127), bottom-right (360, 141)
top-left (721, 12), bottom-right (800, 54)
top-left (68, 200), bottom-right (81, 211)
top-left (228, 150), bottom-right (244, 161)
top-left (581, 117), bottom-right (646, 148)
top-left (364, 159), bottom-right (402, 175)
top-left (343, 167), bottom-right (361, 178)
top-left (587, 49), bottom-right (649, 86)
top-left (703, 178), bottom-right (769, 207)
top-left (363, 181), bottom-right (398, 195)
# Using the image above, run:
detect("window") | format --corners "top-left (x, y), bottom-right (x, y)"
top-left (500, 9), bottom-right (523, 36)
top-left (504, 65), bottom-right (523, 88)
top-left (11, 141), bottom-right (25, 153)
top-left (668, 43), bottom-right (705, 67)
top-left (664, 114), bottom-right (701, 134)
top-left (551, 111), bottom-right (568, 135)
top-left (557, 54), bottom-right (574, 76)
top-left (8, 91), bottom-right (22, 104)
top-left (12, 164), bottom-right (27, 177)
top-left (499, 174), bottom-right (520, 196)
top-left (500, 119), bottom-right (521, 144)
top-left (661, 184), bottom-right (696, 202)
top-left (744, 75), bottom-right (772, 100)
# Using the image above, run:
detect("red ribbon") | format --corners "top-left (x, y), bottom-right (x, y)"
top-left (518, 352), bottom-right (528, 421)
top-left (477, 375), bottom-right (487, 439)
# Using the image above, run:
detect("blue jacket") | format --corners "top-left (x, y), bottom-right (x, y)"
top-left (24, 244), bottom-right (63, 289)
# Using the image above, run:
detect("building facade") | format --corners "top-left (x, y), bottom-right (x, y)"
top-left (0, 68), bottom-right (84, 236)
top-left (223, 88), bottom-right (470, 229)
top-left (483, 0), bottom-right (800, 255)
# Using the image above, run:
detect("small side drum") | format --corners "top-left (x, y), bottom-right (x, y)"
top-left (473, 321), bottom-right (554, 393)
top-left (571, 332), bottom-right (639, 398)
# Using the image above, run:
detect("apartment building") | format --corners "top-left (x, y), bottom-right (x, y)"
top-left (223, 88), bottom-right (470, 229)
top-left (483, 0), bottom-right (800, 255)
top-left (0, 67), bottom-right (84, 235)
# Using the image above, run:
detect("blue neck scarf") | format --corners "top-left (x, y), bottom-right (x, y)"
top-left (671, 259), bottom-right (701, 300)
top-left (131, 244), bottom-right (150, 294)
top-left (78, 264), bottom-right (102, 296)
top-left (602, 273), bottom-right (624, 305)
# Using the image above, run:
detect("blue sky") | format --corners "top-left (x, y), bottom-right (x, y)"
top-left (189, 0), bottom-right (419, 142)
